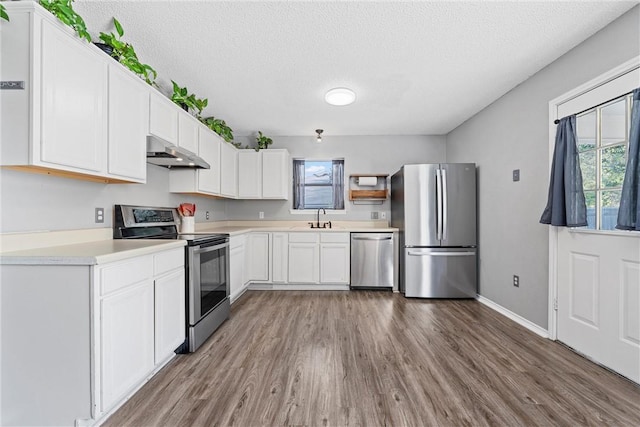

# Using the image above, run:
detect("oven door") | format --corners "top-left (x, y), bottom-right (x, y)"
top-left (187, 240), bottom-right (230, 326)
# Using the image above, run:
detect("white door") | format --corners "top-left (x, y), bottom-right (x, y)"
top-left (100, 280), bottom-right (154, 410)
top-left (154, 269), bottom-right (186, 364)
top-left (40, 19), bottom-right (107, 172)
top-left (320, 243), bottom-right (350, 284)
top-left (238, 150), bottom-right (262, 198)
top-left (288, 243), bottom-right (319, 283)
top-left (553, 63), bottom-right (640, 383)
top-left (198, 129), bottom-right (221, 194)
top-left (107, 63), bottom-right (148, 182)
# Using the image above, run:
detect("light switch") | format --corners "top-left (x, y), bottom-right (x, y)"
top-left (512, 169), bottom-right (520, 182)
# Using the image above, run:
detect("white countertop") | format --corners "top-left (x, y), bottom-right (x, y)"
top-left (0, 239), bottom-right (186, 266)
top-left (193, 221), bottom-right (398, 236)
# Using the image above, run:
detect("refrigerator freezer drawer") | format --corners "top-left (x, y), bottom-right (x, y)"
top-left (404, 248), bottom-right (477, 298)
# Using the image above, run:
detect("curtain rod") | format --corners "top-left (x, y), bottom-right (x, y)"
top-left (554, 90), bottom-right (633, 124)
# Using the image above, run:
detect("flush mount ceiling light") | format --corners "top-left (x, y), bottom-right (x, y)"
top-left (315, 129), bottom-right (324, 143)
top-left (325, 87), bottom-right (356, 106)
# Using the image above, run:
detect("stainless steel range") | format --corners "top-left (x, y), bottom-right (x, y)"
top-left (113, 204), bottom-right (230, 353)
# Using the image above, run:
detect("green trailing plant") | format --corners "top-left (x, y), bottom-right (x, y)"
top-left (40, 0), bottom-right (91, 42)
top-left (254, 131), bottom-right (273, 151)
top-left (1, 4), bottom-right (9, 22)
top-left (201, 116), bottom-right (235, 143)
top-left (171, 81), bottom-right (208, 117)
top-left (99, 18), bottom-right (157, 85)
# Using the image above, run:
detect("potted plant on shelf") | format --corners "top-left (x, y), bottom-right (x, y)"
top-left (254, 131), bottom-right (273, 151)
top-left (98, 18), bottom-right (157, 86)
top-left (201, 116), bottom-right (236, 145)
top-left (1, 4), bottom-right (9, 22)
top-left (39, 0), bottom-right (91, 42)
top-left (171, 81), bottom-right (208, 117)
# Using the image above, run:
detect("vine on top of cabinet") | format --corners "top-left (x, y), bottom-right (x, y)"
top-left (0, 2), bottom-right (147, 184)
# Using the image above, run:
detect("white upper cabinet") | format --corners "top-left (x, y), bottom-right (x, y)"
top-left (262, 150), bottom-right (290, 199)
top-left (220, 142), bottom-right (238, 198)
top-left (0, 2), bottom-right (150, 183)
top-left (238, 150), bottom-right (263, 198)
top-left (197, 128), bottom-right (222, 194)
top-left (107, 63), bottom-right (148, 182)
top-left (40, 19), bottom-right (107, 173)
top-left (149, 91), bottom-right (179, 146)
top-left (177, 110), bottom-right (200, 155)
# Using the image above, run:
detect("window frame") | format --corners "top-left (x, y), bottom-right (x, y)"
top-left (290, 158), bottom-right (346, 214)
top-left (577, 94), bottom-right (632, 230)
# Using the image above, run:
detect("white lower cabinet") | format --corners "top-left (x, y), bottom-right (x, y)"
top-left (0, 245), bottom-right (186, 426)
top-left (288, 233), bottom-right (320, 283)
top-left (229, 235), bottom-right (247, 301)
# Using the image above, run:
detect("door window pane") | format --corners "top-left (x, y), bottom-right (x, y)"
top-left (601, 99), bottom-right (626, 146)
top-left (579, 150), bottom-right (596, 190)
top-left (600, 190), bottom-right (621, 231)
top-left (577, 111), bottom-right (596, 151)
top-left (600, 144), bottom-right (626, 188)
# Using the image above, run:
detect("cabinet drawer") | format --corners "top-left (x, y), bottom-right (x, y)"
top-left (153, 248), bottom-right (184, 276)
top-left (100, 256), bottom-right (153, 296)
top-left (320, 232), bottom-right (350, 243)
top-left (288, 232), bottom-right (319, 243)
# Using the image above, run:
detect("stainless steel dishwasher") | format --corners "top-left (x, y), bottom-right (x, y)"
top-left (350, 233), bottom-right (394, 289)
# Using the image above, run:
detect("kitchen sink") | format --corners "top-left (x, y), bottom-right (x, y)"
top-left (289, 225), bottom-right (343, 230)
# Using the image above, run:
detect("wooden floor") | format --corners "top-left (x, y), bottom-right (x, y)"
top-left (105, 291), bottom-right (640, 427)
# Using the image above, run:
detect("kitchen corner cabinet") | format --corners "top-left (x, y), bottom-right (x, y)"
top-left (0, 2), bottom-right (147, 184)
top-left (0, 247), bottom-right (185, 426)
top-left (169, 128), bottom-right (222, 196)
top-left (220, 142), bottom-right (239, 198)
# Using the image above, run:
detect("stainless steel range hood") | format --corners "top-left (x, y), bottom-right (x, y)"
top-left (146, 136), bottom-right (210, 169)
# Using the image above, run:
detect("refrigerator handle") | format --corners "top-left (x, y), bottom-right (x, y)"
top-left (441, 168), bottom-right (448, 242)
top-left (436, 169), bottom-right (443, 241)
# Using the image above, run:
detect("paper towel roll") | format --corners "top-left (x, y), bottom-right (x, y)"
top-left (357, 176), bottom-right (377, 186)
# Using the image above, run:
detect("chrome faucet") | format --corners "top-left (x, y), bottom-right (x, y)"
top-left (316, 208), bottom-right (326, 228)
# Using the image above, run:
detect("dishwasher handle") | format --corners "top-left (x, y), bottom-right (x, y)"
top-left (352, 236), bottom-right (393, 241)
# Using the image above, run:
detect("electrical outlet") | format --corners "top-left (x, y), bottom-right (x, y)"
top-left (513, 275), bottom-right (519, 287)
top-left (513, 169), bottom-right (520, 182)
top-left (95, 207), bottom-right (104, 224)
top-left (206, 211), bottom-right (210, 220)
top-left (259, 211), bottom-right (264, 219)
top-left (380, 212), bottom-right (387, 219)
top-left (371, 211), bottom-right (379, 219)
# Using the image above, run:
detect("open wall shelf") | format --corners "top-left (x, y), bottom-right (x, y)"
top-left (348, 174), bottom-right (389, 203)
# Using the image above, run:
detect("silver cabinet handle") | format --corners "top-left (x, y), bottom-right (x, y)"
top-left (436, 169), bottom-right (442, 241)
top-left (408, 251), bottom-right (475, 256)
top-left (441, 168), bottom-right (448, 242)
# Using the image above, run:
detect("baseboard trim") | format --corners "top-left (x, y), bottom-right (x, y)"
top-left (476, 295), bottom-right (549, 339)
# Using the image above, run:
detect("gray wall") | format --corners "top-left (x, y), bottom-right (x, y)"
top-left (0, 165), bottom-right (228, 233)
top-left (445, 6), bottom-right (640, 329)
top-left (227, 135), bottom-right (446, 221)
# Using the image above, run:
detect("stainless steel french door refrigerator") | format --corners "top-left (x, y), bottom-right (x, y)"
top-left (391, 164), bottom-right (477, 298)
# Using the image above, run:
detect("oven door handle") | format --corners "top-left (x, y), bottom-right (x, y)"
top-left (193, 242), bottom-right (228, 254)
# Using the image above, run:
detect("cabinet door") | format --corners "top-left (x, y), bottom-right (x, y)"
top-left (320, 243), bottom-right (350, 284)
top-left (247, 233), bottom-right (270, 282)
top-left (220, 142), bottom-right (238, 198)
top-left (107, 64), bottom-right (148, 182)
top-left (272, 233), bottom-right (289, 283)
top-left (262, 150), bottom-right (290, 199)
top-left (238, 151), bottom-right (262, 198)
top-left (178, 110), bottom-right (199, 155)
top-left (40, 19), bottom-right (107, 173)
top-left (100, 280), bottom-right (154, 411)
top-left (149, 92), bottom-right (178, 144)
top-left (198, 128), bottom-right (221, 194)
top-left (154, 269), bottom-right (186, 364)
top-left (229, 237), bottom-right (246, 301)
top-left (288, 243), bottom-right (319, 283)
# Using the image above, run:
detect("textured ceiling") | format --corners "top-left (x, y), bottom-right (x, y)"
top-left (75, 0), bottom-right (637, 138)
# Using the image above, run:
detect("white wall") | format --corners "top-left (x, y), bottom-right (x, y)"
top-left (0, 165), bottom-right (228, 233)
top-left (445, 6), bottom-right (640, 329)
top-left (226, 135), bottom-right (446, 221)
